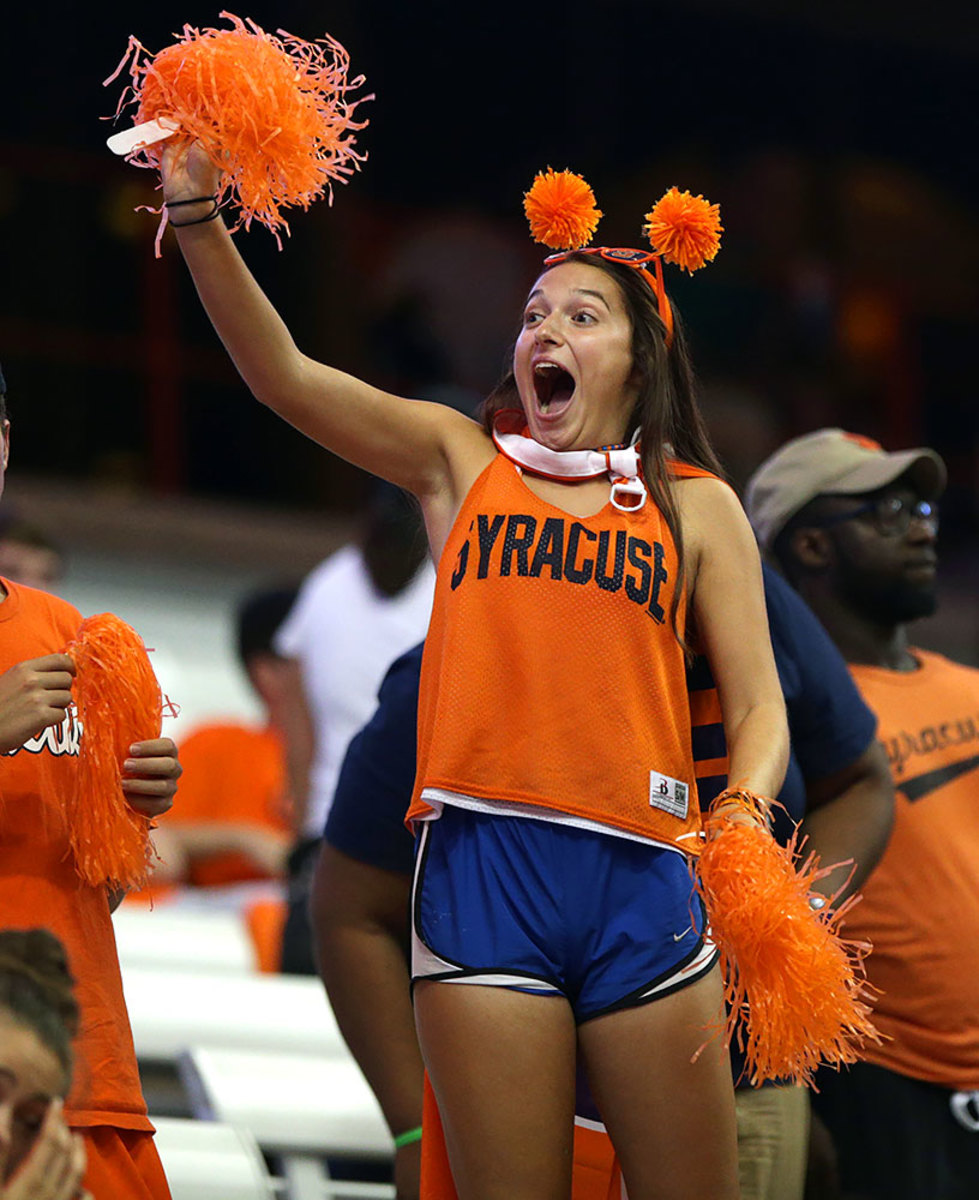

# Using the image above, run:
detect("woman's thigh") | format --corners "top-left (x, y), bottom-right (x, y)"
top-left (415, 980), bottom-right (577, 1200)
top-left (577, 966), bottom-right (740, 1200)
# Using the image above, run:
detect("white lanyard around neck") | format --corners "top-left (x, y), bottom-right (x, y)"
top-left (491, 411), bottom-right (647, 512)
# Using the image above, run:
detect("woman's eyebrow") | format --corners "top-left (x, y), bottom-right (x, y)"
top-left (572, 288), bottom-right (611, 311)
top-left (525, 287), bottom-right (611, 311)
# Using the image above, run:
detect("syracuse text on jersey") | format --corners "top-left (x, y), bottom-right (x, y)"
top-left (449, 514), bottom-right (671, 622)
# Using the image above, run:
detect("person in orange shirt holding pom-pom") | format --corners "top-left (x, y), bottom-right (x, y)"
top-left (109, 20), bottom-right (873, 1182)
top-left (0, 366), bottom-right (181, 1200)
top-left (148, 122), bottom-right (797, 1192)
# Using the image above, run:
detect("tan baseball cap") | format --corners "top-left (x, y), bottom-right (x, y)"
top-left (744, 428), bottom-right (947, 553)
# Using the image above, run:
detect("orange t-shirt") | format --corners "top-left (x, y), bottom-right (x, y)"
top-left (847, 648), bottom-right (979, 1089)
top-left (157, 722), bottom-right (290, 888)
top-left (0, 579), bottom-right (150, 1129)
top-left (407, 454), bottom-right (715, 850)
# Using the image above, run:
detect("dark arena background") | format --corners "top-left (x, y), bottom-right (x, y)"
top-left (0, 0), bottom-right (975, 684)
top-left (0, 4), bottom-right (978, 1197)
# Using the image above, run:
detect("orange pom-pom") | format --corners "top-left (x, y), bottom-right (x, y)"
top-left (693, 790), bottom-right (878, 1087)
top-left (63, 614), bottom-right (164, 891)
top-left (524, 168), bottom-right (603, 251)
top-left (106, 12), bottom-right (370, 249)
top-left (643, 187), bottom-right (722, 273)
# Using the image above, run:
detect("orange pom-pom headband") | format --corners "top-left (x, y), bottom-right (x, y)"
top-left (523, 168), bottom-right (723, 347)
top-left (104, 11), bottom-right (371, 254)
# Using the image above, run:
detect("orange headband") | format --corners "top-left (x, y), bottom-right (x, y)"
top-left (524, 168), bottom-right (723, 348)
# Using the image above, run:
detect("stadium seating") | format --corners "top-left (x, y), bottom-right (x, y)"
top-left (177, 1044), bottom-right (394, 1200)
top-left (152, 1116), bottom-right (275, 1200)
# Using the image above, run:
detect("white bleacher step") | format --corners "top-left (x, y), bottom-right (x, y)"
top-left (178, 1045), bottom-right (394, 1160)
top-left (113, 905), bottom-right (257, 974)
top-left (122, 966), bottom-right (347, 1064)
top-left (152, 1116), bottom-right (276, 1200)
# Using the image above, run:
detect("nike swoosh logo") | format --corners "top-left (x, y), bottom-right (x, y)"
top-left (896, 754), bottom-right (979, 803)
top-left (673, 926), bottom-right (692, 942)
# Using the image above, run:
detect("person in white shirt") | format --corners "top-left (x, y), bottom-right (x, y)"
top-left (275, 480), bottom-right (434, 972)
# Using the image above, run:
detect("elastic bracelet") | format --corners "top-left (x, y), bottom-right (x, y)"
top-left (393, 1125), bottom-right (422, 1149)
top-left (165, 195), bottom-right (222, 228)
top-left (165, 194), bottom-right (217, 208)
top-left (708, 787), bottom-right (774, 830)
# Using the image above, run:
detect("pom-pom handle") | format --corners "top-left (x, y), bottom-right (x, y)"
top-left (106, 117), bottom-right (179, 156)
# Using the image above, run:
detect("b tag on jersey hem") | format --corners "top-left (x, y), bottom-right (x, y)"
top-left (649, 770), bottom-right (689, 818)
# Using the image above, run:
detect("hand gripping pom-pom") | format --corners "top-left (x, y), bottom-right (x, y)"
top-left (64, 614), bottom-right (165, 891)
top-left (524, 168), bottom-right (603, 251)
top-left (643, 187), bottom-right (722, 273)
top-left (105, 11), bottom-right (372, 253)
top-left (693, 789), bottom-right (879, 1087)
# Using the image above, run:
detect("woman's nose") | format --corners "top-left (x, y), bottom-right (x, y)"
top-left (533, 315), bottom-right (560, 345)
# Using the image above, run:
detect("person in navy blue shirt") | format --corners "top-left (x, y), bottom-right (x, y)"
top-left (312, 564), bottom-right (893, 1200)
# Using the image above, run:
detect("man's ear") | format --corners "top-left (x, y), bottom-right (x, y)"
top-left (248, 654), bottom-right (297, 704)
top-left (789, 525), bottom-right (834, 572)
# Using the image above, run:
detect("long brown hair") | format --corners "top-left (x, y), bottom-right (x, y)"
top-left (482, 252), bottom-right (725, 646)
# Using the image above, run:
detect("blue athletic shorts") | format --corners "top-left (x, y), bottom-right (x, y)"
top-left (411, 805), bottom-right (717, 1022)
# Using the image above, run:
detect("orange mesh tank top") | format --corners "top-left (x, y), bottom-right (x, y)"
top-left (406, 453), bottom-right (717, 849)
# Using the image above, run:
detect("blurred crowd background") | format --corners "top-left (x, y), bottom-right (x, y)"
top-left (1, 0), bottom-right (976, 726)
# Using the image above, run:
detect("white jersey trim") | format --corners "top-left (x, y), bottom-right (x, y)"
top-left (418, 787), bottom-right (688, 858)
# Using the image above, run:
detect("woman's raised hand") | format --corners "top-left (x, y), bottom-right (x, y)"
top-left (160, 139), bottom-right (222, 207)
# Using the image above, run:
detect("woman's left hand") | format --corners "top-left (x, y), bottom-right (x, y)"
top-left (121, 737), bottom-right (181, 819)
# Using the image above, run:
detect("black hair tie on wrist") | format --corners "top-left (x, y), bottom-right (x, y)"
top-left (165, 195), bottom-right (222, 228)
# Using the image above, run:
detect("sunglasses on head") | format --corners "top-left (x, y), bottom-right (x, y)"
top-left (543, 247), bottom-right (675, 346)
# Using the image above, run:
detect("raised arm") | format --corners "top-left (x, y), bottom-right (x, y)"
top-left (682, 479), bottom-right (789, 802)
top-left (159, 143), bottom-right (491, 545)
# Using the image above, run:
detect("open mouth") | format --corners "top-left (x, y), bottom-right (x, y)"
top-left (533, 362), bottom-right (576, 413)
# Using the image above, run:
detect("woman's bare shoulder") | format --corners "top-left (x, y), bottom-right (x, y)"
top-left (673, 474), bottom-right (742, 520)
top-left (673, 475), bottom-right (755, 555)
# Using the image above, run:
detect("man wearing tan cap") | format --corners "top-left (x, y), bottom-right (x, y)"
top-left (745, 428), bottom-right (979, 1200)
